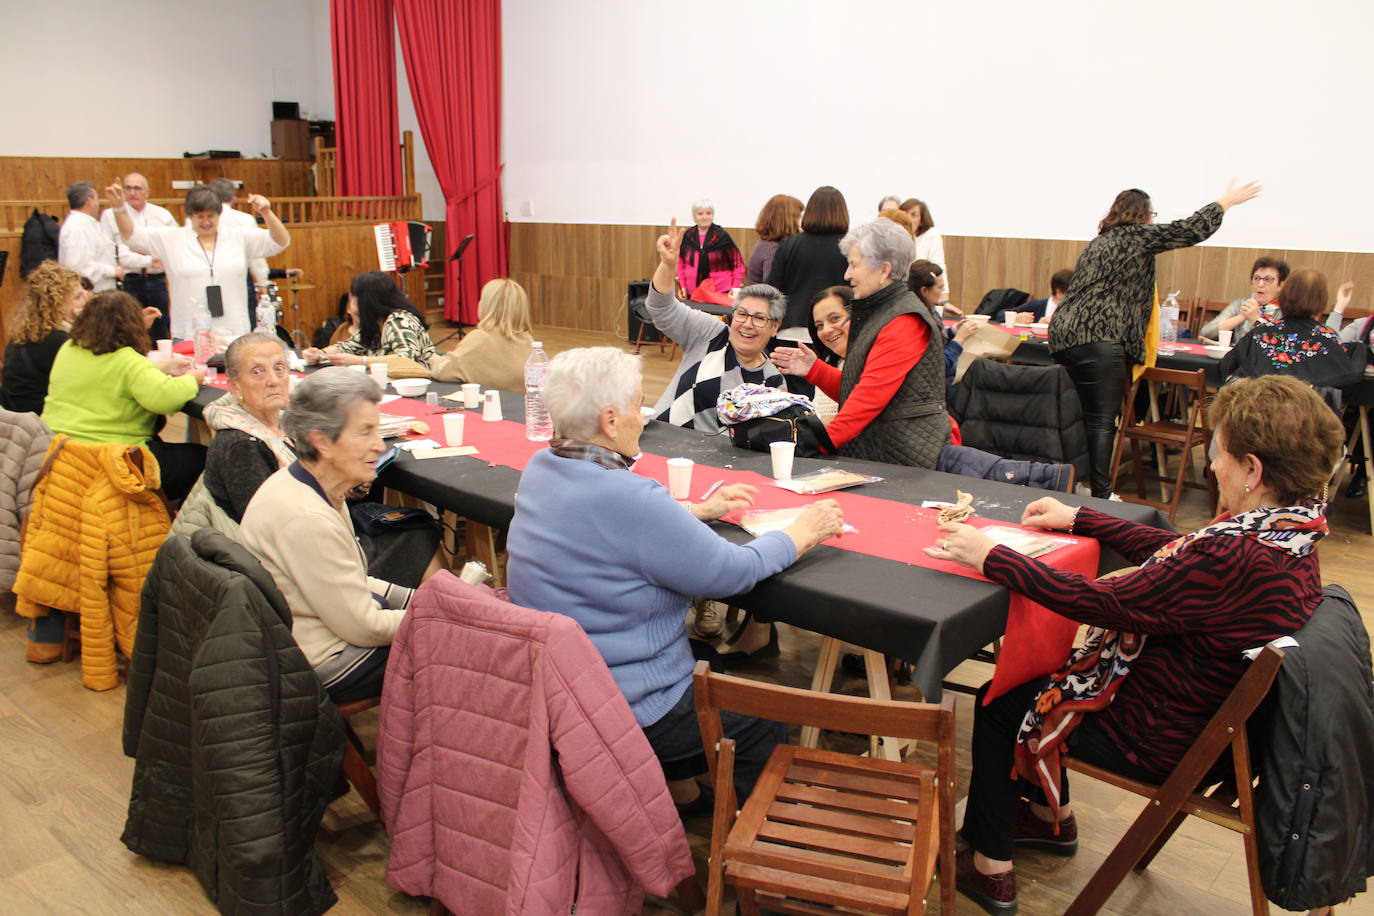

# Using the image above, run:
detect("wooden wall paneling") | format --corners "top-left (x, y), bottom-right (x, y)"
top-left (943, 234), bottom-right (965, 301)
top-left (0, 157), bottom-right (314, 201)
top-left (1216, 247), bottom-right (1264, 303)
top-left (1192, 246), bottom-right (1232, 302)
top-left (1343, 251), bottom-right (1374, 318)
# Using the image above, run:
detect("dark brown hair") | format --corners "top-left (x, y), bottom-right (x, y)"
top-left (900, 198), bottom-right (935, 236)
top-left (1251, 256), bottom-right (1290, 283)
top-left (801, 186), bottom-right (849, 235)
top-left (754, 194), bottom-right (803, 242)
top-left (1051, 268), bottom-right (1074, 296)
top-left (1098, 188), bottom-right (1152, 234)
top-left (1277, 268), bottom-right (1328, 320)
top-left (1209, 374), bottom-right (1343, 504)
top-left (69, 290), bottom-right (150, 355)
top-left (907, 259), bottom-right (944, 307)
top-left (808, 285), bottom-right (854, 365)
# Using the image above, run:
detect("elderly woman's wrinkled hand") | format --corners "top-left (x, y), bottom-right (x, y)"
top-left (783, 499), bottom-right (844, 556)
top-left (326, 351), bottom-right (365, 367)
top-left (153, 354), bottom-right (195, 377)
top-left (656, 218), bottom-right (684, 267)
top-left (694, 483), bottom-right (757, 521)
top-left (1020, 496), bottom-right (1077, 531)
top-left (923, 521), bottom-right (995, 572)
top-left (770, 342), bottom-right (817, 377)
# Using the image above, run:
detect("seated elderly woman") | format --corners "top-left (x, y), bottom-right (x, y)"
top-left (505, 347), bottom-right (844, 811)
top-left (241, 368), bottom-right (432, 703)
top-left (770, 219), bottom-right (952, 469)
top-left (430, 277), bottom-right (534, 391)
top-left (42, 290), bottom-right (205, 501)
top-left (676, 199), bottom-right (745, 303)
top-left (194, 333), bottom-right (440, 584)
top-left (303, 270), bottom-right (437, 370)
top-left (646, 222), bottom-right (787, 432)
top-left (924, 374), bottom-right (1343, 915)
top-left (1, 261), bottom-right (90, 413)
top-left (1220, 268), bottom-right (1366, 390)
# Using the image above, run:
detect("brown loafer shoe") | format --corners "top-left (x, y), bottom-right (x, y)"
top-left (25, 642), bottom-right (63, 664)
top-left (956, 847), bottom-right (1018, 914)
top-left (1012, 799), bottom-right (1078, 855)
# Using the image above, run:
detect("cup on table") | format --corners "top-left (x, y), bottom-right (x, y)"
top-left (203, 367), bottom-right (218, 383)
top-left (769, 440), bottom-right (795, 480)
top-left (1218, 329), bottom-right (1233, 348)
top-left (442, 411), bottom-right (465, 447)
top-left (156, 339), bottom-right (173, 358)
top-left (368, 361), bottom-right (389, 390)
top-left (482, 389), bottom-right (503, 421)
top-left (1003, 314), bottom-right (1017, 330)
top-left (666, 457), bottom-right (694, 502)
top-left (425, 391), bottom-right (439, 408)
top-left (462, 383), bottom-right (482, 409)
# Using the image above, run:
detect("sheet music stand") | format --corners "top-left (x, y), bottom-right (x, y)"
top-left (431, 233), bottom-right (476, 347)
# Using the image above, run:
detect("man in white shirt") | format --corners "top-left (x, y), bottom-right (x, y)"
top-left (101, 172), bottom-right (177, 338)
top-left (58, 181), bottom-right (122, 291)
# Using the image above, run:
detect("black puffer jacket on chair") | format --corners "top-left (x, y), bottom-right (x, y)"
top-left (121, 528), bottom-right (344, 916)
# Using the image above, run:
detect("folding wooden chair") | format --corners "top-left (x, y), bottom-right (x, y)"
top-left (335, 696), bottom-right (382, 819)
top-left (693, 661), bottom-right (957, 916)
top-left (1062, 644), bottom-right (1285, 915)
top-left (1109, 366), bottom-right (1217, 523)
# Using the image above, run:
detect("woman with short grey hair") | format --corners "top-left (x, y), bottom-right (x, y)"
top-left (507, 346), bottom-right (845, 811)
top-left (646, 223), bottom-right (787, 431)
top-left (676, 199), bottom-right (745, 300)
top-left (767, 218), bottom-right (951, 468)
top-left (241, 367), bottom-right (426, 703)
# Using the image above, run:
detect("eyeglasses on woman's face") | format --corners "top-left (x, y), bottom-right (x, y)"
top-left (731, 307), bottom-right (775, 328)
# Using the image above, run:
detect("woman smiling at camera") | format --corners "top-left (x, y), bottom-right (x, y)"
top-left (924, 374), bottom-right (1343, 915)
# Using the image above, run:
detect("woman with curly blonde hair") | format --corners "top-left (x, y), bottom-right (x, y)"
top-left (2, 261), bottom-right (89, 413)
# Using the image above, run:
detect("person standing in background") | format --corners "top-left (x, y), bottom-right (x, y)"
top-left (767, 185), bottom-right (851, 341)
top-left (58, 181), bottom-right (122, 292)
top-left (746, 194), bottom-right (802, 285)
top-left (209, 177), bottom-right (270, 328)
top-left (102, 173), bottom-right (177, 340)
top-left (900, 198), bottom-right (949, 303)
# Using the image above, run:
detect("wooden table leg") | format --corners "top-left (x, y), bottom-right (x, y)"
top-left (799, 636), bottom-right (842, 749)
top-left (186, 415), bottom-right (212, 446)
top-left (863, 649), bottom-right (904, 761)
top-left (1361, 407), bottom-right (1373, 535)
top-left (465, 519), bottom-right (504, 586)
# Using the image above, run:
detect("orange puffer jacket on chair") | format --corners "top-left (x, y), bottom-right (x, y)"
top-left (14, 436), bottom-right (171, 690)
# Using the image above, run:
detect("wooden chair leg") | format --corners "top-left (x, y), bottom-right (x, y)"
top-left (675, 875), bottom-right (706, 912)
top-left (61, 611), bottom-right (80, 663)
top-left (1360, 407), bottom-right (1374, 535)
top-left (799, 636), bottom-right (842, 749)
top-left (1135, 809), bottom-right (1186, 871)
top-left (1064, 795), bottom-right (1186, 915)
top-left (465, 519), bottom-right (504, 587)
top-left (341, 741), bottom-right (381, 819)
top-left (736, 888), bottom-right (761, 916)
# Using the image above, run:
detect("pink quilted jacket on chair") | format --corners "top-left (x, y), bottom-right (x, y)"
top-left (377, 572), bottom-right (695, 916)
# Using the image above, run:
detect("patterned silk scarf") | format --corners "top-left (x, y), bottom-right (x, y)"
top-left (1012, 501), bottom-right (1329, 821)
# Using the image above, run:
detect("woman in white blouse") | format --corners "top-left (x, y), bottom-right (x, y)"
top-left (901, 198), bottom-right (949, 303)
top-left (106, 183), bottom-right (289, 341)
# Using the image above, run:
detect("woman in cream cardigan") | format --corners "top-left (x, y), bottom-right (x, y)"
top-left (431, 278), bottom-right (534, 392)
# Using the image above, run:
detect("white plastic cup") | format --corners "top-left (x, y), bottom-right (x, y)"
top-left (369, 361), bottom-right (389, 390)
top-left (666, 458), bottom-right (694, 501)
top-left (425, 391), bottom-right (439, 408)
top-left (156, 339), bottom-right (173, 357)
top-left (482, 389), bottom-right (503, 421)
top-left (1003, 313), bottom-right (1017, 330)
top-left (1218, 329), bottom-right (1233, 348)
top-left (462, 383), bottom-right (482, 408)
top-left (770, 441), bottom-right (796, 480)
top-left (203, 367), bottom-right (218, 383)
top-left (442, 411), bottom-right (465, 446)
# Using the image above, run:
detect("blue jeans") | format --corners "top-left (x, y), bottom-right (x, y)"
top-left (641, 681), bottom-right (787, 803)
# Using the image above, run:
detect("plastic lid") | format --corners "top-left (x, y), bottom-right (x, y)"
top-left (531, 341), bottom-right (543, 348)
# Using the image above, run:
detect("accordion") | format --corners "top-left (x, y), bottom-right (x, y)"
top-left (373, 220), bottom-right (432, 273)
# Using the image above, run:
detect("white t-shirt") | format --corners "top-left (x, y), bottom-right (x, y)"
top-left (914, 228), bottom-right (948, 301)
top-left (127, 222), bottom-right (286, 341)
top-left (58, 210), bottom-right (119, 291)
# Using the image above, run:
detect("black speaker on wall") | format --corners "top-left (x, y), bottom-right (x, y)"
top-left (272, 100), bottom-right (301, 120)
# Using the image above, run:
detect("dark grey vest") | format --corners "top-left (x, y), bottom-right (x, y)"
top-left (837, 282), bottom-right (950, 468)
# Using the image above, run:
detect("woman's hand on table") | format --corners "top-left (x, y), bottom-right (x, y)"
top-left (692, 483), bottom-right (757, 521)
top-left (153, 354), bottom-right (195, 377)
top-left (953, 319), bottom-right (979, 344)
top-left (770, 342), bottom-right (817, 376)
top-left (924, 521), bottom-right (995, 573)
top-left (1021, 496), bottom-right (1078, 531)
top-left (783, 499), bottom-right (845, 557)
top-left (188, 365), bottom-right (207, 386)
top-left (326, 351), bottom-right (365, 367)
top-left (302, 347), bottom-right (327, 364)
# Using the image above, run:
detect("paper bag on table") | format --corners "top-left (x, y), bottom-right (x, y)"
top-left (953, 323), bottom-right (1022, 385)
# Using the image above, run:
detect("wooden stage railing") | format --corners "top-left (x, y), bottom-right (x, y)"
top-left (313, 130), bottom-right (416, 198)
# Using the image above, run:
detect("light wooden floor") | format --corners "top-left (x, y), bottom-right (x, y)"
top-left (2, 323), bottom-right (1370, 916)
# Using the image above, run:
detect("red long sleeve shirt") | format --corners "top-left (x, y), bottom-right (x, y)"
top-left (806, 314), bottom-right (928, 450)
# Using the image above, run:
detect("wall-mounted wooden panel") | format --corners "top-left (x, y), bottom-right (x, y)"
top-left (509, 222), bottom-right (1374, 336)
top-left (0, 156), bottom-right (314, 200)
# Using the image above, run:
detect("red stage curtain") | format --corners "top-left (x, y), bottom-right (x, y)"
top-left (331, 0), bottom-right (402, 197)
top-left (395, 0), bottom-right (505, 325)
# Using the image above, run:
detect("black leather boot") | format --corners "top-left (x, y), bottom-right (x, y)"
top-left (1347, 459), bottom-right (1368, 499)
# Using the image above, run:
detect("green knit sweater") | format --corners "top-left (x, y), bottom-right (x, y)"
top-left (42, 343), bottom-right (200, 445)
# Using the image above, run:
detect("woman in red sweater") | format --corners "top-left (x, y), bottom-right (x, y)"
top-left (926, 374), bottom-right (1343, 915)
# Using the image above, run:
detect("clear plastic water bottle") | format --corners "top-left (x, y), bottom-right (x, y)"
top-left (1159, 291), bottom-right (1180, 347)
top-left (524, 341), bottom-right (553, 441)
top-left (192, 299), bottom-right (215, 366)
top-left (255, 286), bottom-right (276, 334)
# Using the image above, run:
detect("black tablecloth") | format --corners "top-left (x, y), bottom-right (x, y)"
top-left (187, 379), bottom-right (1170, 699)
top-left (1008, 335), bottom-right (1225, 386)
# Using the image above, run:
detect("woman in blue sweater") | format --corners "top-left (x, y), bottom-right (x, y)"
top-left (506, 346), bottom-right (844, 813)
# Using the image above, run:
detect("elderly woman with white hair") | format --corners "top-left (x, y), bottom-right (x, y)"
top-left (675, 199), bottom-right (744, 301)
top-left (506, 347), bottom-right (844, 812)
top-left (648, 220), bottom-right (788, 431)
top-left (770, 218), bottom-right (952, 468)
top-left (240, 368), bottom-right (428, 703)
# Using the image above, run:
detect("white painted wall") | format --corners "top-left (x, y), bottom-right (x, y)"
top-left (1, 0), bottom-right (332, 159)
top-left (502, 0), bottom-right (1374, 251)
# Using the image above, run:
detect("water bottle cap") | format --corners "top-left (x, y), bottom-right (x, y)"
top-left (531, 341), bottom-right (543, 348)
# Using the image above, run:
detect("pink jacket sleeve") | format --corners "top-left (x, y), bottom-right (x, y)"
top-left (543, 617), bottom-right (695, 898)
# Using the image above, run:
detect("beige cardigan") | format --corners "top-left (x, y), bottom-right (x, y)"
top-left (432, 328), bottom-right (531, 393)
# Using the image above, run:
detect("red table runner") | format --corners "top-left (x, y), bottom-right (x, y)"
top-left (950, 319), bottom-right (1213, 357)
top-left (413, 410), bottom-right (1094, 700)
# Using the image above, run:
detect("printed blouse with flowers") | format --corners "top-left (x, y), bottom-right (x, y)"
top-left (1220, 317), bottom-right (1366, 389)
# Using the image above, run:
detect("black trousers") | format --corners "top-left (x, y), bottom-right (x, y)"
top-left (122, 274), bottom-right (170, 341)
top-left (1053, 341), bottom-right (1129, 497)
top-left (960, 679), bottom-right (1156, 861)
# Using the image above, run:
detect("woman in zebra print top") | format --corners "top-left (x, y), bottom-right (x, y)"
top-left (926, 374), bottom-right (1345, 914)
